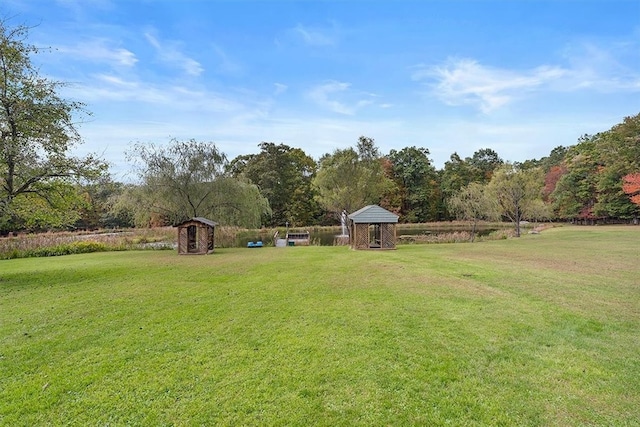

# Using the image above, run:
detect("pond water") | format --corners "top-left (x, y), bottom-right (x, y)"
top-left (314, 225), bottom-right (500, 245)
top-left (236, 224), bottom-right (501, 247)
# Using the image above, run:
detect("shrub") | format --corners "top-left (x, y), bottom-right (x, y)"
top-left (25, 241), bottom-right (108, 258)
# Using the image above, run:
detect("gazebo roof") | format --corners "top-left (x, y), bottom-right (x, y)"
top-left (348, 205), bottom-right (399, 224)
top-left (175, 217), bottom-right (218, 228)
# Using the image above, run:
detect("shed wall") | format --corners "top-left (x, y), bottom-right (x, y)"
top-left (176, 221), bottom-right (215, 255)
top-left (349, 222), bottom-right (396, 250)
top-left (178, 226), bottom-right (188, 254)
top-left (353, 223), bottom-right (369, 249)
top-left (380, 223), bottom-right (396, 249)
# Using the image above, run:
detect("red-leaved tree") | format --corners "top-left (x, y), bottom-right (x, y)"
top-left (622, 173), bottom-right (640, 206)
top-left (543, 165), bottom-right (567, 202)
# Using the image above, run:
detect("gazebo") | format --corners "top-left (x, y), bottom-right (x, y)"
top-left (348, 205), bottom-right (399, 250)
top-left (175, 217), bottom-right (217, 255)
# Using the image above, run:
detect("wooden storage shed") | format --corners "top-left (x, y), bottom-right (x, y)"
top-left (175, 217), bottom-right (217, 255)
top-left (348, 205), bottom-right (399, 250)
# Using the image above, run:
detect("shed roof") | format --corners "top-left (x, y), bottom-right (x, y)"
top-left (175, 217), bottom-right (218, 227)
top-left (348, 205), bottom-right (399, 224)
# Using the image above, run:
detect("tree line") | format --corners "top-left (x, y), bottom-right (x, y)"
top-left (2, 21), bottom-right (639, 236)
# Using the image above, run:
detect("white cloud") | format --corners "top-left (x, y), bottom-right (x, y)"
top-left (308, 81), bottom-right (353, 114)
top-left (211, 44), bottom-right (242, 75)
top-left (274, 83), bottom-right (288, 95)
top-left (64, 73), bottom-right (244, 113)
top-left (55, 39), bottom-right (137, 67)
top-left (292, 23), bottom-right (337, 46)
top-left (414, 58), bottom-right (568, 113)
top-left (307, 81), bottom-right (377, 115)
top-left (95, 74), bottom-right (136, 88)
top-left (418, 36), bottom-right (640, 114)
top-left (560, 41), bottom-right (640, 92)
top-left (144, 31), bottom-right (204, 77)
top-left (74, 74), bottom-right (168, 103)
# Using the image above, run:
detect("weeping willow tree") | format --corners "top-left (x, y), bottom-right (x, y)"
top-left (487, 164), bottom-right (546, 237)
top-left (448, 182), bottom-right (498, 241)
top-left (121, 138), bottom-right (270, 228)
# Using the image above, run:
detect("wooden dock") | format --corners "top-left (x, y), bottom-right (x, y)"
top-left (285, 231), bottom-right (310, 246)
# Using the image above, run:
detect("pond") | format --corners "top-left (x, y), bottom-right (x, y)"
top-left (235, 224), bottom-right (505, 247)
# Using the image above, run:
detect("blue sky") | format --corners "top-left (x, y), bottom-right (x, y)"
top-left (3, 0), bottom-right (640, 180)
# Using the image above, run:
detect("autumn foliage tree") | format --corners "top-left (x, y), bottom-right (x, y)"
top-left (543, 165), bottom-right (567, 202)
top-left (622, 173), bottom-right (640, 206)
top-left (547, 114), bottom-right (640, 222)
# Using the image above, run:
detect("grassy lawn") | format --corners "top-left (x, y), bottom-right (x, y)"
top-left (1, 225), bottom-right (638, 426)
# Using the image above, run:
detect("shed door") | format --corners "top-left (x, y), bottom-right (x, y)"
top-left (187, 225), bottom-right (198, 253)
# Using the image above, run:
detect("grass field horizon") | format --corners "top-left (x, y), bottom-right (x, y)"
top-left (1, 225), bottom-right (638, 425)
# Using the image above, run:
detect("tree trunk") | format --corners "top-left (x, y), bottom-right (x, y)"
top-left (471, 218), bottom-right (477, 242)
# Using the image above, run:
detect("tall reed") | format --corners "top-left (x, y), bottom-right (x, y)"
top-left (0, 228), bottom-right (175, 260)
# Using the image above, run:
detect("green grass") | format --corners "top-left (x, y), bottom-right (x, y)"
top-left (1, 225), bottom-right (638, 426)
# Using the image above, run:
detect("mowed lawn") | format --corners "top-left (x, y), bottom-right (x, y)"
top-left (1, 226), bottom-right (638, 426)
